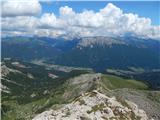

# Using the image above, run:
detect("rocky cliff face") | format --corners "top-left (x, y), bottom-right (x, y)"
top-left (33, 90), bottom-right (150, 120)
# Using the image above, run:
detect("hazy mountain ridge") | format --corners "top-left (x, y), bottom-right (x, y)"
top-left (2, 36), bottom-right (159, 71)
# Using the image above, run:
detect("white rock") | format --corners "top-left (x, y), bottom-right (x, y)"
top-left (33, 91), bottom-right (150, 120)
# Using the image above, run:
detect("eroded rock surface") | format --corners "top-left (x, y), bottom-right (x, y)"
top-left (33, 90), bottom-right (150, 120)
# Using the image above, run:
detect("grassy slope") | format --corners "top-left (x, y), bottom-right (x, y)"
top-left (102, 74), bottom-right (148, 90)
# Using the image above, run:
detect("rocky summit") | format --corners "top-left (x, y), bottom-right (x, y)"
top-left (33, 90), bottom-right (149, 120)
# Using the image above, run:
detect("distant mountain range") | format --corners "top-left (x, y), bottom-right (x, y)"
top-left (2, 36), bottom-right (160, 72)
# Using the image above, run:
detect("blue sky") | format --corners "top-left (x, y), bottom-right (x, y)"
top-left (41, 1), bottom-right (160, 25)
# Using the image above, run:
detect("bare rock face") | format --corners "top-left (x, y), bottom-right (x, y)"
top-left (33, 90), bottom-right (150, 120)
top-left (77, 37), bottom-right (125, 47)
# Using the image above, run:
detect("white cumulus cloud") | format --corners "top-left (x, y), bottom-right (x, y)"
top-left (1, 2), bottom-right (160, 40)
top-left (2, 16), bottom-right (38, 31)
top-left (2, 0), bottom-right (41, 17)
